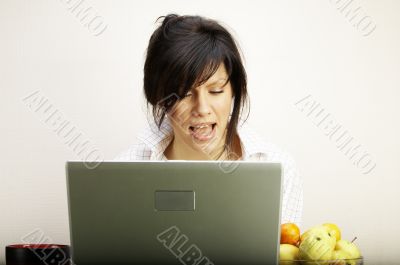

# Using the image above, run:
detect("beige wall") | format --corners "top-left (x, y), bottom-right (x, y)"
top-left (1, 0), bottom-right (399, 264)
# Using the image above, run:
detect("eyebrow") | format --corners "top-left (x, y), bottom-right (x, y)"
top-left (205, 78), bottom-right (228, 87)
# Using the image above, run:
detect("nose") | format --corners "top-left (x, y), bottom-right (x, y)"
top-left (191, 92), bottom-right (211, 117)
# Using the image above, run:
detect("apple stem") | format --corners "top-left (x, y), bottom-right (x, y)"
top-left (351, 237), bottom-right (357, 243)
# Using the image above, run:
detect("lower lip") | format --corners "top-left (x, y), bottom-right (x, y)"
top-left (190, 124), bottom-right (217, 141)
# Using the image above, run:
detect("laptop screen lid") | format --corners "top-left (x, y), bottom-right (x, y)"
top-left (66, 161), bottom-right (282, 265)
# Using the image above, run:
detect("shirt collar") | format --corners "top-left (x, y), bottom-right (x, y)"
top-left (236, 123), bottom-right (269, 159)
top-left (136, 116), bottom-right (173, 160)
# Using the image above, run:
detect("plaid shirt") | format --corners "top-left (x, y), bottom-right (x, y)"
top-left (115, 117), bottom-right (303, 226)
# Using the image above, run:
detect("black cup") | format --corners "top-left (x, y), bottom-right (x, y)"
top-left (6, 244), bottom-right (71, 265)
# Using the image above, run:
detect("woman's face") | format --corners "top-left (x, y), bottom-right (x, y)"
top-left (167, 63), bottom-right (233, 157)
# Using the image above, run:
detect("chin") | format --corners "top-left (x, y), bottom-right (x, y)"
top-left (195, 135), bottom-right (224, 156)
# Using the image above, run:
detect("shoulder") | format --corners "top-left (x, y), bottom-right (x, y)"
top-left (113, 142), bottom-right (152, 161)
top-left (238, 125), bottom-right (301, 182)
top-left (239, 125), bottom-right (297, 165)
top-left (114, 118), bottom-right (174, 161)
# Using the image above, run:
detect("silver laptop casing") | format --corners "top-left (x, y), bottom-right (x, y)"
top-left (66, 161), bottom-right (283, 265)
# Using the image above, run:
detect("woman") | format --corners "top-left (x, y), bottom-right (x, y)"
top-left (115, 14), bottom-right (303, 225)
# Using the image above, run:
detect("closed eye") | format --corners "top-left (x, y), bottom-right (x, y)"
top-left (210, 91), bottom-right (224, 94)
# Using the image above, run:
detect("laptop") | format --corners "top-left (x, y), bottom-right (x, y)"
top-left (66, 161), bottom-right (283, 265)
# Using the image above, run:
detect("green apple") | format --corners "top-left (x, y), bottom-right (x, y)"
top-left (335, 240), bottom-right (361, 259)
top-left (298, 226), bottom-right (336, 261)
top-left (279, 244), bottom-right (299, 265)
top-left (323, 223), bottom-right (341, 242)
top-left (301, 226), bottom-right (336, 250)
top-left (331, 249), bottom-right (356, 265)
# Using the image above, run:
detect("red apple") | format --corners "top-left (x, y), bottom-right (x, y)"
top-left (281, 223), bottom-right (300, 246)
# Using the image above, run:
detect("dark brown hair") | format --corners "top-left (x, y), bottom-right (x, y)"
top-left (143, 14), bottom-right (249, 158)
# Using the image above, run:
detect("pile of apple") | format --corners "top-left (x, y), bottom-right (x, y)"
top-left (279, 223), bottom-right (362, 265)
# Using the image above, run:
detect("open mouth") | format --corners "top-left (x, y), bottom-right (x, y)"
top-left (188, 123), bottom-right (217, 141)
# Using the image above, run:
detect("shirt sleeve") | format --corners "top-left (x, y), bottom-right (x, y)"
top-left (280, 155), bottom-right (303, 227)
top-left (251, 152), bottom-right (304, 227)
top-left (113, 142), bottom-right (150, 161)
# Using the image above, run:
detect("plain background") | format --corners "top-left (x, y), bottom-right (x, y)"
top-left (1, 0), bottom-right (399, 264)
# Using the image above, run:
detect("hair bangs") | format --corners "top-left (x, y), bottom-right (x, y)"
top-left (180, 39), bottom-right (233, 96)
